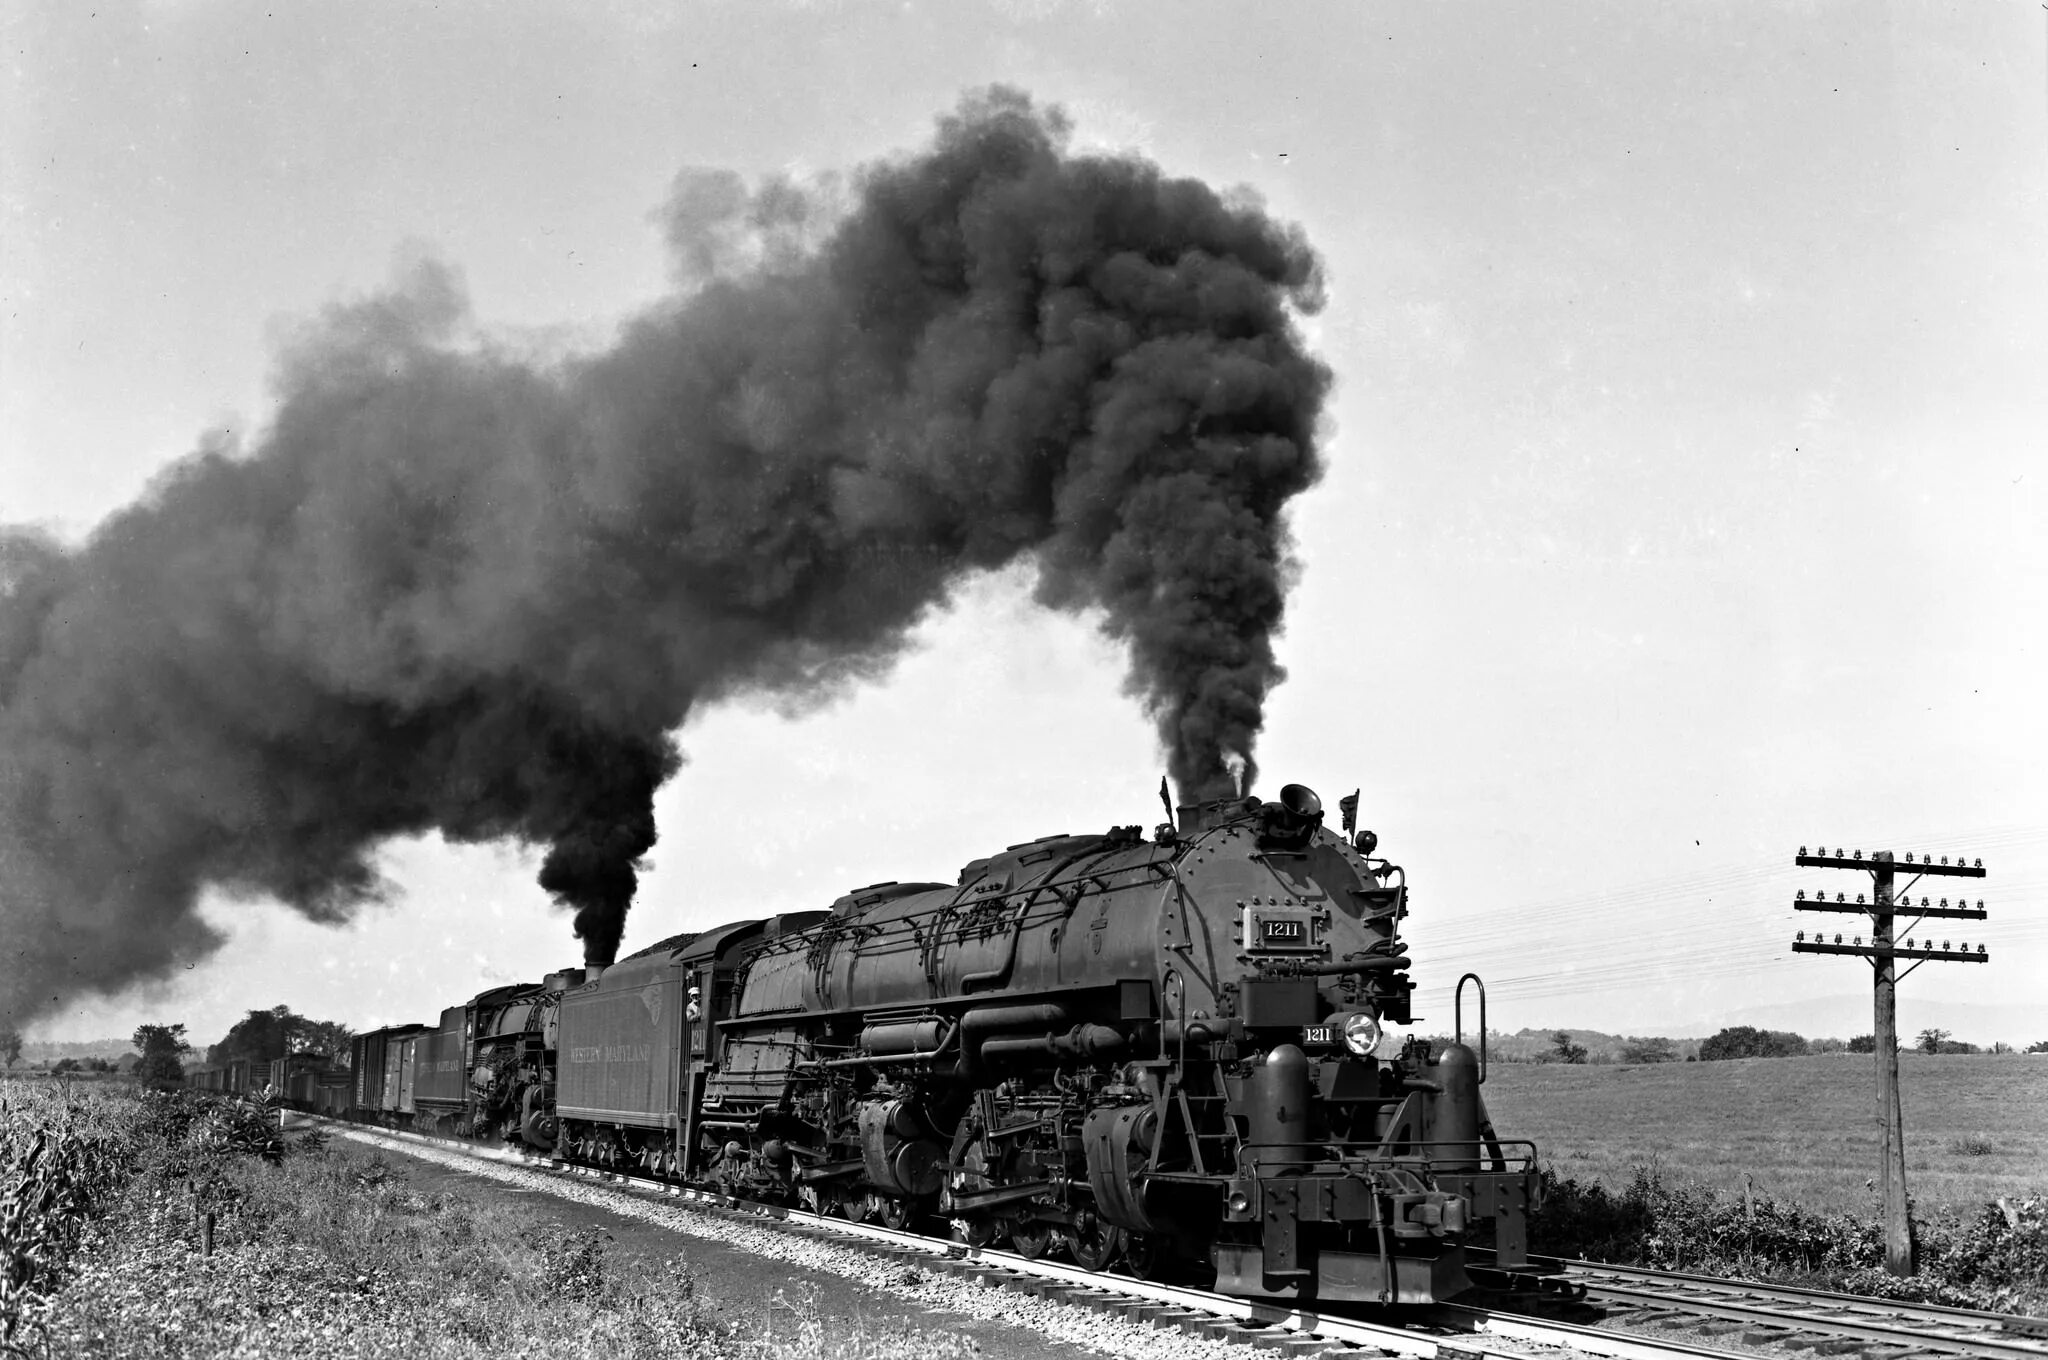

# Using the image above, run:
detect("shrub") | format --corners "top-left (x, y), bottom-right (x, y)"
top-left (1528, 1163), bottom-right (2048, 1314)
top-left (1620, 1037), bottom-right (1676, 1064)
top-left (1699, 1026), bottom-right (1807, 1060)
top-left (1849, 1034), bottom-right (1877, 1053)
top-left (187, 1091), bottom-right (286, 1163)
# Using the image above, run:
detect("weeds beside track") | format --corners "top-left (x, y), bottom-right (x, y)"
top-left (1530, 1164), bottom-right (2048, 1315)
top-left (1, 1078), bottom-right (973, 1360)
top-left (1, 1083), bottom-right (135, 1354)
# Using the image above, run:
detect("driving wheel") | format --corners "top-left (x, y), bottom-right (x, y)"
top-left (954, 1216), bottom-right (999, 1248)
top-left (1064, 1210), bottom-right (1125, 1272)
top-left (1005, 1219), bottom-right (1053, 1259)
top-left (1122, 1232), bottom-right (1170, 1280)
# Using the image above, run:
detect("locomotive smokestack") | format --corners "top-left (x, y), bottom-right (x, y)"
top-left (0, 87), bottom-right (1328, 1027)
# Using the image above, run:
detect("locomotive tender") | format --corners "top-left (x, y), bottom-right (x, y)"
top-left (333, 784), bottom-right (1538, 1305)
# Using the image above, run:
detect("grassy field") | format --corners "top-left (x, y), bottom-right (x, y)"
top-left (1481, 1051), bottom-right (2048, 1214)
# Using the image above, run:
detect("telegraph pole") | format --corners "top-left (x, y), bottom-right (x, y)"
top-left (1792, 846), bottom-right (1989, 1277)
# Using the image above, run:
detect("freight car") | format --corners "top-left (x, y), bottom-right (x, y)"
top-left (266, 1052), bottom-right (333, 1107)
top-left (333, 782), bottom-right (1538, 1306)
top-left (188, 1052), bottom-right (341, 1106)
top-left (186, 1057), bottom-right (261, 1095)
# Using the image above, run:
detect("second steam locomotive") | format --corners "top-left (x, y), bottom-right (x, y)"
top-left (302, 783), bottom-right (1538, 1304)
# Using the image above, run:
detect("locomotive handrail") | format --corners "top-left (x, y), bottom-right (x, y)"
top-left (1162, 967), bottom-right (1186, 1068)
top-left (1454, 972), bottom-right (1487, 1084)
top-left (1269, 954), bottom-right (1411, 977)
top-left (960, 842), bottom-right (1121, 992)
top-left (811, 1018), bottom-right (960, 1069)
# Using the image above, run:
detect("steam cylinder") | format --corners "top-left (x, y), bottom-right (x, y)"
top-left (1435, 1042), bottom-right (1482, 1171)
top-left (1246, 1043), bottom-right (1314, 1173)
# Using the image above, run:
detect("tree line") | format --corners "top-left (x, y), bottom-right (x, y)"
top-left (1, 1005), bottom-right (353, 1084)
top-left (1513, 1027), bottom-right (2047, 1064)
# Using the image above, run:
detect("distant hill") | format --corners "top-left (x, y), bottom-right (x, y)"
top-left (14, 1037), bottom-right (219, 1068)
top-left (1669, 995), bottom-right (2048, 1049)
top-left (19, 1038), bottom-right (141, 1064)
top-left (1488, 997), bottom-right (2048, 1055)
top-left (1485, 1028), bottom-right (1703, 1064)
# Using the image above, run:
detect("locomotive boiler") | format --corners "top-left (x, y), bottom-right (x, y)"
top-left (540, 782), bottom-right (1538, 1305)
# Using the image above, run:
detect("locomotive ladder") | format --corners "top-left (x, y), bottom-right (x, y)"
top-left (1177, 1071), bottom-right (1240, 1177)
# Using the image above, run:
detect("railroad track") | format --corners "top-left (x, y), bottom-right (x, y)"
top-left (306, 1115), bottom-right (1747, 1360)
top-left (1471, 1252), bottom-right (2048, 1360)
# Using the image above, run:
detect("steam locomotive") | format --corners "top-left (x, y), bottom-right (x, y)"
top-left (305, 783), bottom-right (1538, 1305)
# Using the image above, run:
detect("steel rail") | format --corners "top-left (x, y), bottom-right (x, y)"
top-left (1552, 1258), bottom-right (2048, 1360)
top-left (311, 1116), bottom-right (1754, 1360)
top-left (1468, 1249), bottom-right (2048, 1360)
top-left (1555, 1256), bottom-right (2047, 1334)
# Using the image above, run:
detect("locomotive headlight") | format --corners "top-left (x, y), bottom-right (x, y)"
top-left (1344, 1012), bottom-right (1382, 1057)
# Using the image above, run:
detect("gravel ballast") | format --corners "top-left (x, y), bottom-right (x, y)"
top-left (336, 1129), bottom-right (1333, 1360)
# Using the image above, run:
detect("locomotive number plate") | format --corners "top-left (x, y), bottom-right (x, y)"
top-left (1302, 1024), bottom-right (1337, 1048)
top-left (1262, 918), bottom-right (1305, 943)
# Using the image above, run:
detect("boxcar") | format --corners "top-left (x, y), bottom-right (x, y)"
top-left (317, 1069), bottom-right (352, 1115)
top-left (384, 1029), bottom-right (427, 1114)
top-left (350, 1024), bottom-right (427, 1121)
top-left (350, 1028), bottom-right (388, 1113)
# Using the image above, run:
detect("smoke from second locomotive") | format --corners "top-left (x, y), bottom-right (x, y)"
top-left (0, 89), bottom-right (1329, 1026)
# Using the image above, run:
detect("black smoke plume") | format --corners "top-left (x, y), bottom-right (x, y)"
top-left (0, 90), bottom-right (1328, 1027)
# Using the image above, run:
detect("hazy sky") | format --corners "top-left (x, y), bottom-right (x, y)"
top-left (4, 1), bottom-right (2043, 1048)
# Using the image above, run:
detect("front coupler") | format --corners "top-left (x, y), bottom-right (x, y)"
top-left (1213, 1164), bottom-right (1534, 1304)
